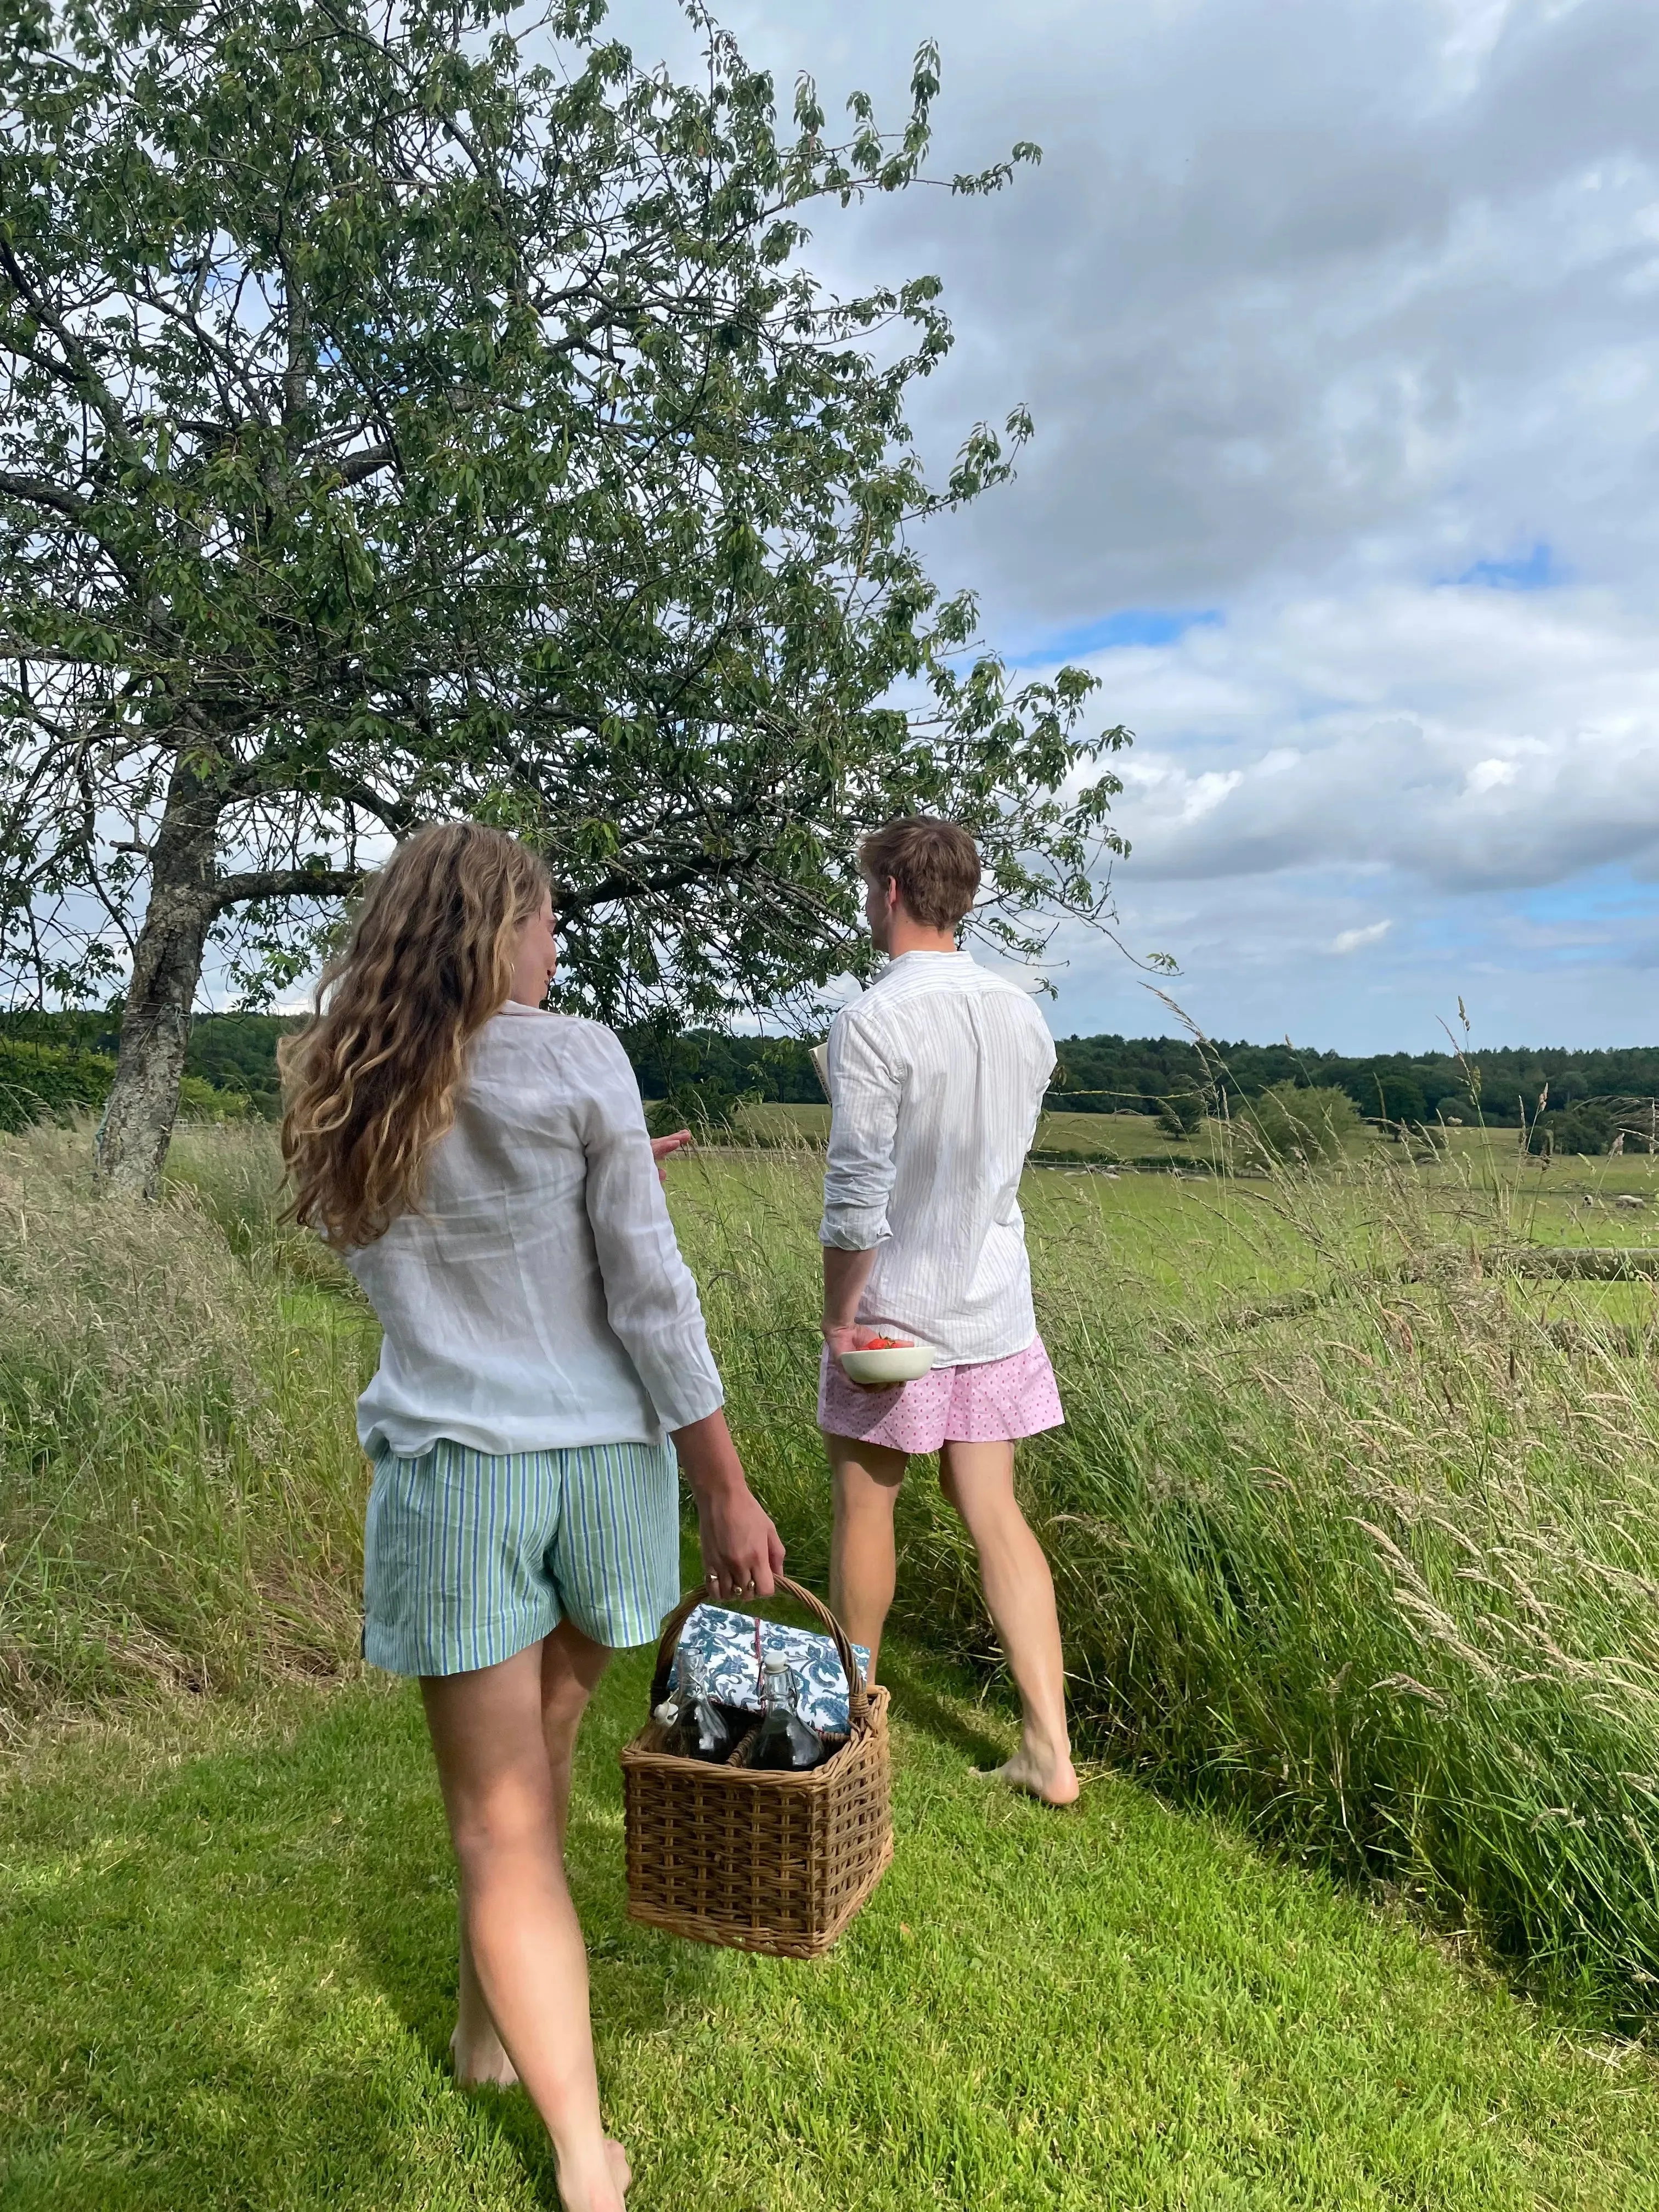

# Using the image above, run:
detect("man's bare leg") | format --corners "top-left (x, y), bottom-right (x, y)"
top-left (826, 1432), bottom-right (908, 1682)
top-left (453, 1620), bottom-right (613, 2090)
top-left (939, 1440), bottom-right (1080, 1807)
top-left (422, 1644), bottom-right (630, 2211)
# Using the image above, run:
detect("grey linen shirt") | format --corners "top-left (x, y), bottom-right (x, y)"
top-left (348, 1003), bottom-right (724, 1459)
top-left (819, 951), bottom-right (1057, 1367)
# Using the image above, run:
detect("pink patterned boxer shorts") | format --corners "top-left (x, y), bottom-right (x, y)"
top-left (816, 1335), bottom-right (1064, 1456)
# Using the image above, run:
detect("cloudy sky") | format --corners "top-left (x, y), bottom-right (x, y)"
top-left (611, 0), bottom-right (1659, 1052)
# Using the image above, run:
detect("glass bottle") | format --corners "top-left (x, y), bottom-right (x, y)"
top-left (658, 1649), bottom-right (737, 1763)
top-left (751, 1649), bottom-right (827, 1773)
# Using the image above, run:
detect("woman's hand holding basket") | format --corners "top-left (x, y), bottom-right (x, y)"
top-left (670, 1407), bottom-right (785, 1600)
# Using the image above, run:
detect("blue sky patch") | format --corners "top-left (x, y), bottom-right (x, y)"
top-left (1007, 607), bottom-right (1222, 667)
top-left (1451, 541), bottom-right (1555, 591)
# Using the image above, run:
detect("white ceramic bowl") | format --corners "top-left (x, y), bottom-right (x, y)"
top-left (838, 1341), bottom-right (936, 1386)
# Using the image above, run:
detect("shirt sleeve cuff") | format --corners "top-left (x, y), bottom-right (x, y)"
top-left (638, 1333), bottom-right (727, 1433)
top-left (819, 1210), bottom-right (891, 1251)
top-left (653, 1375), bottom-right (726, 1432)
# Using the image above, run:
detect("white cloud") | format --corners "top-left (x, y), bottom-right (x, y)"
top-left (1095, 582), bottom-right (1659, 893)
top-left (1333, 921), bottom-right (1394, 954)
top-left (1465, 758), bottom-right (1520, 795)
top-left (600, 0), bottom-right (1659, 1047)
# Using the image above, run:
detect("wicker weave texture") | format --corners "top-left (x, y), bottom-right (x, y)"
top-left (622, 1690), bottom-right (891, 1957)
top-left (620, 1578), bottom-right (892, 1958)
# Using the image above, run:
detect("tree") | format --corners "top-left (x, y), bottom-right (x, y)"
top-left (1154, 1089), bottom-right (1204, 1138)
top-left (1527, 1100), bottom-right (1618, 1158)
top-left (644, 1079), bottom-right (741, 1141)
top-left (0, 0), bottom-right (1132, 1196)
top-left (1238, 1082), bottom-right (1362, 1168)
top-left (1365, 1071), bottom-right (1427, 1126)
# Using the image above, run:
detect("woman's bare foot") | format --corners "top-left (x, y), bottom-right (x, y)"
top-left (450, 2019), bottom-right (520, 2090)
top-left (556, 2137), bottom-right (631, 2210)
top-left (972, 1741), bottom-right (1081, 1807)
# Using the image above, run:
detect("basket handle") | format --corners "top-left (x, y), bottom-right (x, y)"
top-left (649, 1576), bottom-right (871, 1729)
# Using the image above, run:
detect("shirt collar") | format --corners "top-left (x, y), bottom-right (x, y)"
top-left (495, 998), bottom-right (552, 1017)
top-left (876, 949), bottom-right (973, 980)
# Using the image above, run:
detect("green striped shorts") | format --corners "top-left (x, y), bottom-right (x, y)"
top-left (363, 1437), bottom-right (681, 1677)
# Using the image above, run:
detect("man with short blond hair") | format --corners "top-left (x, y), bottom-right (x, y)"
top-left (818, 814), bottom-right (1079, 1804)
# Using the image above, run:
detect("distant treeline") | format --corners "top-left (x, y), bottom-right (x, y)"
top-left (1049, 1035), bottom-right (1659, 1133)
top-left (0, 1012), bottom-right (828, 1122)
top-left (0, 1011), bottom-right (831, 1129)
top-left (0, 1009), bottom-right (301, 1122)
top-left (4, 1012), bottom-right (1658, 1154)
top-left (623, 1028), bottom-right (826, 1106)
top-left (633, 1026), bottom-right (1659, 1144)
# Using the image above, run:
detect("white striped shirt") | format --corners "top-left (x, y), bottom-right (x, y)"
top-left (347, 1004), bottom-right (725, 1459)
top-left (819, 951), bottom-right (1056, 1366)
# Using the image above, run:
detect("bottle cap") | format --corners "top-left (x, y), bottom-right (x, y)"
top-left (762, 1646), bottom-right (791, 1672)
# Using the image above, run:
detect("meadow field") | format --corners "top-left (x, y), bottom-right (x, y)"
top-left (5, 1120), bottom-right (1659, 2204)
top-left (738, 1102), bottom-right (1209, 1163)
top-left (678, 1133), bottom-right (1659, 2009)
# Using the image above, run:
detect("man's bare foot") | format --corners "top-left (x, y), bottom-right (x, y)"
top-left (449, 2020), bottom-right (519, 2089)
top-left (556, 2137), bottom-right (631, 2210)
top-left (971, 1743), bottom-right (1081, 1807)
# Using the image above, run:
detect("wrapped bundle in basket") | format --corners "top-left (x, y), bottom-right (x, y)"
top-left (620, 1577), bottom-right (891, 1959)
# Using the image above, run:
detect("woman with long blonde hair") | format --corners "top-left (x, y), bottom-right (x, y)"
top-left (281, 822), bottom-right (782, 2212)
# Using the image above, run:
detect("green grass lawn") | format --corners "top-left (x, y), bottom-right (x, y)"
top-left (1032, 1109), bottom-right (1210, 1163)
top-left (738, 1101), bottom-right (1217, 1164)
top-left (10, 1122), bottom-right (1659, 2207)
top-left (5, 1639), bottom-right (1659, 2212)
top-left (741, 1098), bottom-right (1659, 1194)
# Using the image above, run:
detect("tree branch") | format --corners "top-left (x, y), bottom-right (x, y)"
top-left (0, 469), bottom-right (93, 524)
top-left (327, 775), bottom-right (421, 833)
top-left (131, 270), bottom-right (267, 418)
top-left (561, 853), bottom-right (733, 912)
top-left (211, 865), bottom-right (363, 913)
top-left (0, 239), bottom-right (150, 480)
top-left (333, 444), bottom-right (398, 486)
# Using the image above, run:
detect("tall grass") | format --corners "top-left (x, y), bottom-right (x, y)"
top-left (672, 1142), bottom-right (1659, 2021)
top-left (0, 1125), bottom-right (371, 1735)
top-left (8, 1118), bottom-right (1659, 2020)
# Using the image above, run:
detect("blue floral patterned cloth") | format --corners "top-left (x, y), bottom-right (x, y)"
top-left (667, 1604), bottom-right (871, 1735)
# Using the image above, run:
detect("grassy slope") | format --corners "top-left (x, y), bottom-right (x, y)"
top-left (5, 1647), bottom-right (1659, 2212)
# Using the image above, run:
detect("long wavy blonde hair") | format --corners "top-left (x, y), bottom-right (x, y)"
top-left (279, 823), bottom-right (551, 1246)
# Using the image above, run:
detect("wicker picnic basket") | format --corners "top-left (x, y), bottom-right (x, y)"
top-left (620, 1577), bottom-right (891, 1959)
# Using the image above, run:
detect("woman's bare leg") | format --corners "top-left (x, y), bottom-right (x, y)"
top-left (453, 1620), bottom-right (613, 2090)
top-left (422, 1643), bottom-right (629, 2210)
top-left (939, 1440), bottom-right (1080, 1807)
top-left (454, 1915), bottom-right (516, 2089)
top-left (826, 1432), bottom-right (909, 1681)
top-left (541, 1619), bottom-right (612, 1852)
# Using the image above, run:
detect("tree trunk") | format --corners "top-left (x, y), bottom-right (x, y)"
top-left (95, 760), bottom-right (223, 1200)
